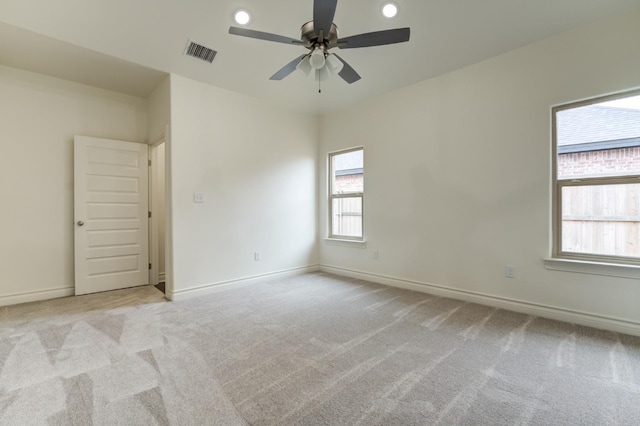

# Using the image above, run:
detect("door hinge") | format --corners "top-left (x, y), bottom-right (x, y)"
top-left (149, 263), bottom-right (152, 270)
top-left (148, 160), bottom-right (151, 166)
top-left (148, 211), bottom-right (152, 218)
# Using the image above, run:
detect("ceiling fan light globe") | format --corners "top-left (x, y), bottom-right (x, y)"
top-left (325, 54), bottom-right (344, 74)
top-left (309, 49), bottom-right (326, 69)
top-left (296, 56), bottom-right (313, 76)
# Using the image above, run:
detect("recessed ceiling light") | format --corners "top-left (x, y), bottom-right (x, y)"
top-left (382, 3), bottom-right (398, 18)
top-left (234, 9), bottom-right (251, 25)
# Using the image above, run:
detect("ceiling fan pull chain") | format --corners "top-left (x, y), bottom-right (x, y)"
top-left (318, 78), bottom-right (322, 94)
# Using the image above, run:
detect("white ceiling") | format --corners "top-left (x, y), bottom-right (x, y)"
top-left (1, 0), bottom-right (639, 114)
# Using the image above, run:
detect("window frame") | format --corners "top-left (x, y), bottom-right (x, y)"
top-left (328, 147), bottom-right (364, 241)
top-left (552, 89), bottom-right (640, 266)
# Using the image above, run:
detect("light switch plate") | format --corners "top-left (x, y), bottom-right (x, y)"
top-left (505, 265), bottom-right (515, 278)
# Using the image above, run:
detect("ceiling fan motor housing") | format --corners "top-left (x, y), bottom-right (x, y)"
top-left (300, 21), bottom-right (339, 50)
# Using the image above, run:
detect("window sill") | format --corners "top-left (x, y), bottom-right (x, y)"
top-left (323, 238), bottom-right (367, 249)
top-left (543, 257), bottom-right (640, 279)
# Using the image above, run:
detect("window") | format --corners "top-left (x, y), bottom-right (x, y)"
top-left (553, 90), bottom-right (640, 264)
top-left (329, 148), bottom-right (364, 240)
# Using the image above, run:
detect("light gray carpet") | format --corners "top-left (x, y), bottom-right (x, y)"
top-left (1, 272), bottom-right (639, 425)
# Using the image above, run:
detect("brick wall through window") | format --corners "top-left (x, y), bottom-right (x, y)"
top-left (558, 147), bottom-right (640, 178)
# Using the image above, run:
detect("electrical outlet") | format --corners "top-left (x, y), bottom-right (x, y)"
top-left (505, 265), bottom-right (515, 278)
top-left (373, 250), bottom-right (379, 260)
top-left (254, 251), bottom-right (260, 261)
top-left (194, 193), bottom-right (204, 203)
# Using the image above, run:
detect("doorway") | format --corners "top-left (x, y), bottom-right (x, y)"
top-left (149, 139), bottom-right (166, 293)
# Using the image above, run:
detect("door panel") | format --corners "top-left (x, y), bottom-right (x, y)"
top-left (74, 135), bottom-right (149, 295)
top-left (87, 203), bottom-right (139, 219)
top-left (87, 229), bottom-right (139, 247)
top-left (87, 175), bottom-right (139, 193)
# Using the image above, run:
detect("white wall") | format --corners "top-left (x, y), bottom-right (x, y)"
top-left (148, 75), bottom-right (170, 143)
top-left (168, 74), bottom-right (318, 299)
top-left (0, 65), bottom-right (148, 305)
top-left (319, 11), bottom-right (640, 330)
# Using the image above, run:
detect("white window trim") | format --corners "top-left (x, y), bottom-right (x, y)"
top-left (328, 147), bottom-right (364, 241)
top-left (323, 238), bottom-right (367, 248)
top-left (551, 89), bottom-right (640, 268)
top-left (543, 258), bottom-right (640, 280)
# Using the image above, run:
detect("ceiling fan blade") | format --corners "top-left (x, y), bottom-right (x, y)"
top-left (270, 54), bottom-right (308, 80)
top-left (338, 28), bottom-right (410, 49)
top-left (332, 54), bottom-right (361, 84)
top-left (229, 26), bottom-right (303, 45)
top-left (313, 0), bottom-right (338, 37)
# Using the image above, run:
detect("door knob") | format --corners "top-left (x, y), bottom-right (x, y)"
top-left (77, 221), bottom-right (84, 227)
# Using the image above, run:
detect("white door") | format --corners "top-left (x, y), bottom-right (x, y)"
top-left (74, 135), bottom-right (149, 295)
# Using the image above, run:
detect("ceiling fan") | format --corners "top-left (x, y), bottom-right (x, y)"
top-left (228, 0), bottom-right (410, 85)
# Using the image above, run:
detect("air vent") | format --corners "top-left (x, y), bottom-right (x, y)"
top-left (184, 40), bottom-right (217, 63)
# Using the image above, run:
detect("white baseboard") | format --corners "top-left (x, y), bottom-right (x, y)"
top-left (320, 264), bottom-right (640, 337)
top-left (158, 272), bottom-right (165, 283)
top-left (167, 265), bottom-right (320, 301)
top-left (0, 286), bottom-right (74, 307)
